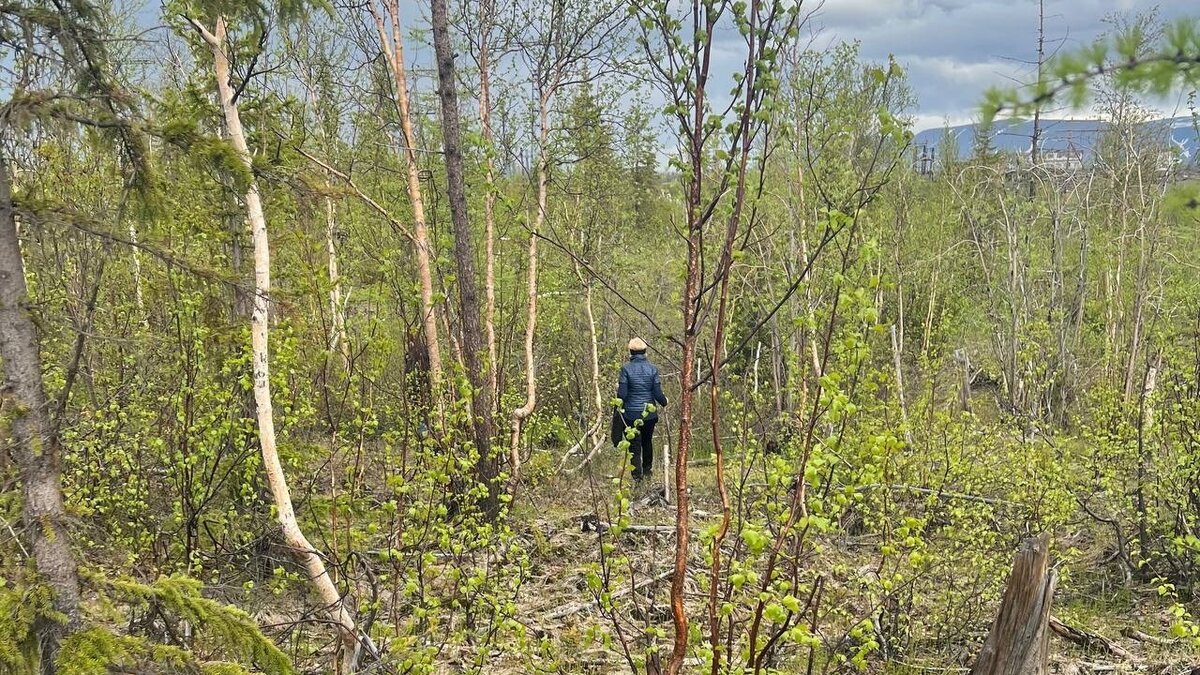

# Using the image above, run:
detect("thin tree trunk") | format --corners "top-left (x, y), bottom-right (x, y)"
top-left (1005, 208), bottom-right (1022, 414)
top-left (923, 266), bottom-right (937, 362)
top-left (670, 211), bottom-right (701, 675)
top-left (798, 229), bottom-right (822, 380)
top-left (578, 264), bottom-right (604, 449)
top-left (1134, 352), bottom-right (1159, 562)
top-left (0, 154), bottom-right (82, 672)
top-left (430, 0), bottom-right (500, 516)
top-left (752, 341), bottom-right (761, 398)
top-left (556, 264), bottom-right (607, 474)
top-left (128, 219), bottom-right (145, 322)
top-left (509, 99), bottom-right (548, 484)
top-left (770, 321), bottom-right (783, 415)
top-left (1029, 0), bottom-right (1046, 172)
top-left (1108, 221), bottom-right (1126, 382)
top-left (477, 0), bottom-right (500, 412)
top-left (668, 7), bottom-right (716, 665)
top-left (1124, 226), bottom-right (1149, 402)
top-left (891, 324), bottom-right (913, 446)
top-left (326, 195), bottom-right (350, 367)
top-left (189, 16), bottom-right (360, 671)
top-left (705, 174), bottom-right (754, 675)
top-left (370, 0), bottom-right (443, 401)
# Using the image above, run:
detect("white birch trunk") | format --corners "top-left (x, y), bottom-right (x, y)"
top-left (371, 0), bottom-right (443, 402)
top-left (128, 220), bottom-right (145, 321)
top-left (192, 16), bottom-right (361, 672)
top-left (478, 6), bottom-right (500, 410)
top-left (326, 195), bottom-right (350, 367)
top-left (509, 97), bottom-right (548, 483)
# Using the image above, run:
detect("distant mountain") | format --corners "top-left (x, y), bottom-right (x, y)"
top-left (913, 117), bottom-right (1200, 165)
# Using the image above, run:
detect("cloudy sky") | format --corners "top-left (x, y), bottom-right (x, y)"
top-left (797, 0), bottom-right (1195, 132)
top-left (132, 0), bottom-right (1195, 136)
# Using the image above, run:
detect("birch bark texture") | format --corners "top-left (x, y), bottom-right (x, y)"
top-left (368, 0), bottom-right (444, 404)
top-left (187, 15), bottom-right (361, 671)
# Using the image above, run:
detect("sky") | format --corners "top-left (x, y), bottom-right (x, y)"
top-left (789, 0), bottom-right (1197, 132)
top-left (129, 0), bottom-right (1197, 136)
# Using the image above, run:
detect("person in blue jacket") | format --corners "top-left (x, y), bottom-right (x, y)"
top-left (615, 337), bottom-right (668, 480)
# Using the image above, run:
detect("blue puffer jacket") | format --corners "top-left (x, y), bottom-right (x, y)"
top-left (616, 353), bottom-right (668, 422)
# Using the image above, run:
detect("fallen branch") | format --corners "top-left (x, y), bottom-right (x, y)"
top-left (580, 515), bottom-right (676, 535)
top-left (541, 568), bottom-right (673, 622)
top-left (863, 483), bottom-right (1027, 508)
top-left (560, 421), bottom-right (605, 473)
top-left (1049, 616), bottom-right (1133, 661)
top-left (1120, 626), bottom-right (1175, 647)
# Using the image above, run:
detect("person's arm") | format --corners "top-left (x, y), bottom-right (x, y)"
top-left (652, 368), bottom-right (668, 407)
top-left (616, 366), bottom-right (629, 409)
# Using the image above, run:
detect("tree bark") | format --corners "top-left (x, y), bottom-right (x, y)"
top-left (0, 153), bottom-right (82, 673)
top-left (1135, 352), bottom-right (1160, 562)
top-left (369, 0), bottom-right (443, 403)
top-left (430, 0), bottom-right (500, 516)
top-left (576, 261), bottom-right (604, 451)
top-left (128, 219), bottom-right (145, 323)
top-left (667, 8), bottom-right (714, 662)
top-left (891, 324), bottom-right (913, 446)
top-left (477, 0), bottom-right (500, 414)
top-left (509, 96), bottom-right (548, 484)
top-left (970, 534), bottom-right (1055, 675)
top-left (669, 191), bottom-right (701, 675)
top-left (326, 195), bottom-right (350, 368)
top-left (190, 16), bottom-right (361, 671)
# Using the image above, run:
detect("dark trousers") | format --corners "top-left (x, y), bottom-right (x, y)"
top-left (627, 417), bottom-right (657, 477)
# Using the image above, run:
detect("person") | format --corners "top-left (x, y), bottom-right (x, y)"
top-left (614, 337), bottom-right (668, 480)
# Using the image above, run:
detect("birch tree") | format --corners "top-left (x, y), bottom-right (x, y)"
top-left (508, 0), bottom-right (629, 482)
top-left (293, 25), bottom-right (352, 368)
top-left (458, 0), bottom-right (506, 411)
top-left (179, 5), bottom-right (364, 670)
top-left (364, 0), bottom-right (444, 403)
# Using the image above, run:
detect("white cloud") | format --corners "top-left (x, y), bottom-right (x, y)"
top-left (795, 0), bottom-right (1196, 131)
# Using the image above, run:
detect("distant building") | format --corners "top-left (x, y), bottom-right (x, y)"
top-left (1036, 146), bottom-right (1084, 172)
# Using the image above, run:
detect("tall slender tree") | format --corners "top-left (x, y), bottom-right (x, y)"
top-left (366, 0), bottom-right (444, 405)
top-left (431, 0), bottom-right (499, 515)
top-left (634, 1), bottom-right (801, 669)
top-left (508, 0), bottom-right (629, 482)
top-left (459, 0), bottom-right (504, 413)
top-left (182, 7), bottom-right (363, 670)
top-left (0, 3), bottom-right (148, 668)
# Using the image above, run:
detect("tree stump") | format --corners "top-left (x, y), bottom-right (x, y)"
top-left (971, 534), bottom-right (1056, 675)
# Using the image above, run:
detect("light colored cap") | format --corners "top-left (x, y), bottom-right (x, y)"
top-left (628, 337), bottom-right (648, 351)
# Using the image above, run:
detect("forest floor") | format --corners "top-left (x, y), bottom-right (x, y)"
top-left (472, 450), bottom-right (1200, 675)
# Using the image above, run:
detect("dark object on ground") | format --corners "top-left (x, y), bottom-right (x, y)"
top-left (1049, 616), bottom-right (1132, 660)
